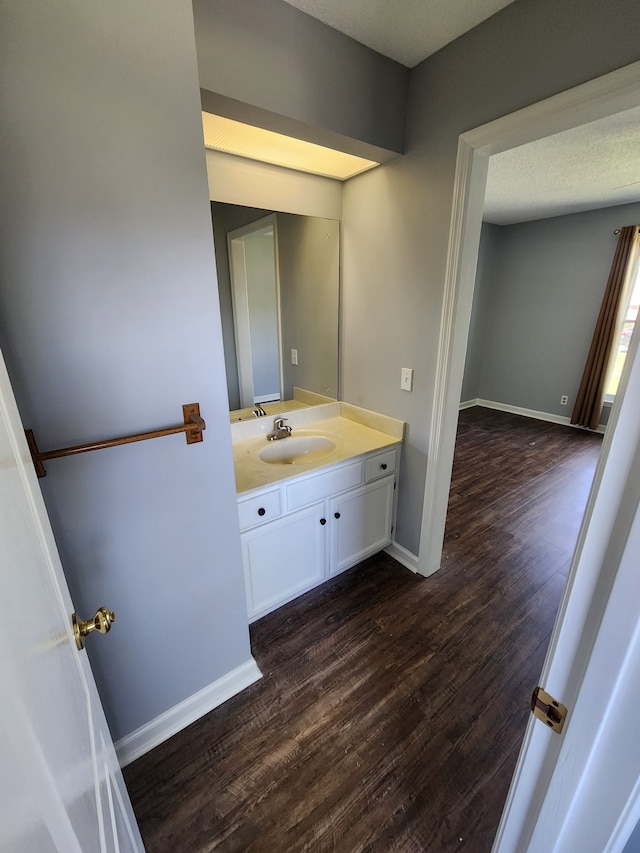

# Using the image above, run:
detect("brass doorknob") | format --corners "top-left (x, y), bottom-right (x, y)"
top-left (72, 607), bottom-right (116, 650)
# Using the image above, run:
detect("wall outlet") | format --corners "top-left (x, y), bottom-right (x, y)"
top-left (291, 348), bottom-right (298, 366)
top-left (401, 367), bottom-right (413, 391)
top-left (560, 395), bottom-right (569, 405)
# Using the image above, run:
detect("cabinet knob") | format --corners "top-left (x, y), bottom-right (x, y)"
top-left (334, 512), bottom-right (341, 519)
top-left (320, 518), bottom-right (327, 525)
top-left (257, 507), bottom-right (266, 516)
top-left (380, 463), bottom-right (388, 470)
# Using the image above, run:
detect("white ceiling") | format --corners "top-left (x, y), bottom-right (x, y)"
top-left (484, 107), bottom-right (640, 225)
top-left (282, 0), bottom-right (517, 68)
top-left (281, 0), bottom-right (640, 223)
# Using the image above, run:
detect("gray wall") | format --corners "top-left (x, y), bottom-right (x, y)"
top-left (342, 0), bottom-right (640, 554)
top-left (0, 0), bottom-right (252, 741)
top-left (279, 214), bottom-right (340, 400)
top-left (462, 201), bottom-right (640, 420)
top-left (192, 0), bottom-right (409, 158)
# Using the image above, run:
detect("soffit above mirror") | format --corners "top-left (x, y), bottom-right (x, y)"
top-left (199, 89), bottom-right (402, 182)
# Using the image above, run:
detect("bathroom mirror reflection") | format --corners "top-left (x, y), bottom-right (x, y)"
top-left (211, 202), bottom-right (340, 422)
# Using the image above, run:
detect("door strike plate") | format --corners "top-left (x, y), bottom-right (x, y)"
top-left (531, 686), bottom-right (567, 733)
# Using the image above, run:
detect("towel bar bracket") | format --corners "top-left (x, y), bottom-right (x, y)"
top-left (183, 403), bottom-right (204, 444)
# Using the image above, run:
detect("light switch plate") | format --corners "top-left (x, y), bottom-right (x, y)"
top-left (291, 348), bottom-right (298, 366)
top-left (401, 367), bottom-right (413, 391)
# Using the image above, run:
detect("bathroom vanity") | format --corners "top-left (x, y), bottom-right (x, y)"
top-left (231, 403), bottom-right (404, 621)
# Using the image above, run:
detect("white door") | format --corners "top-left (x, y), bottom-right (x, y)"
top-left (0, 352), bottom-right (144, 852)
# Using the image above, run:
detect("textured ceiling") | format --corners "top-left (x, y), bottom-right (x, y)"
top-left (484, 107), bottom-right (640, 225)
top-left (282, 0), bottom-right (517, 68)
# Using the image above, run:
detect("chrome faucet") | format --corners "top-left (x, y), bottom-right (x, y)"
top-left (266, 417), bottom-right (292, 441)
top-left (252, 403), bottom-right (267, 417)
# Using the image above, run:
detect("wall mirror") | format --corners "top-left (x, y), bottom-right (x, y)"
top-left (211, 202), bottom-right (340, 421)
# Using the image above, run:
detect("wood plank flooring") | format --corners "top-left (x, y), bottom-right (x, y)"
top-left (123, 407), bottom-right (603, 853)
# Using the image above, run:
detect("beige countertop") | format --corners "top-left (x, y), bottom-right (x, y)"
top-left (232, 407), bottom-right (404, 495)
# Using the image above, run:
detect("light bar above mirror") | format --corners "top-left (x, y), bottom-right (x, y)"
top-left (202, 112), bottom-right (379, 181)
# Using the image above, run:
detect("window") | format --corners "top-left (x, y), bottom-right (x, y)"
top-left (605, 253), bottom-right (640, 399)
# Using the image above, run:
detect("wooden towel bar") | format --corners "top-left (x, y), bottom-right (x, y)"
top-left (25, 403), bottom-right (205, 477)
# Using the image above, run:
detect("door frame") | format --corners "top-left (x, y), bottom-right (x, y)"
top-left (416, 59), bottom-right (640, 850)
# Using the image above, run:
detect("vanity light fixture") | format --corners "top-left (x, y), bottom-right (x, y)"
top-left (201, 112), bottom-right (379, 181)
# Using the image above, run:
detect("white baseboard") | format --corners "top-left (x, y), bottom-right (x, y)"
top-left (115, 657), bottom-right (262, 767)
top-left (460, 398), bottom-right (606, 434)
top-left (459, 398), bottom-right (479, 410)
top-left (385, 540), bottom-right (420, 573)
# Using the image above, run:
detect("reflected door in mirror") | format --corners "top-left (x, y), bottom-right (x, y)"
top-left (228, 215), bottom-right (282, 408)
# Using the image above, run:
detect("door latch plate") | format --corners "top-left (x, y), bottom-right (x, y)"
top-left (531, 686), bottom-right (567, 733)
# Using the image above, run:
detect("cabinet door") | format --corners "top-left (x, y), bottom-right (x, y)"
top-left (329, 475), bottom-right (394, 577)
top-left (242, 502), bottom-right (327, 621)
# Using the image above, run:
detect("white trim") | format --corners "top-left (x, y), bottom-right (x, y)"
top-left (458, 398), bottom-right (478, 410)
top-left (465, 398), bottom-right (607, 434)
top-left (459, 60), bottom-right (640, 153)
top-left (417, 138), bottom-right (489, 577)
top-left (384, 540), bottom-right (419, 573)
top-left (115, 657), bottom-right (262, 767)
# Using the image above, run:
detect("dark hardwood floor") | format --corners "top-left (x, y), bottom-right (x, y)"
top-left (123, 407), bottom-right (603, 853)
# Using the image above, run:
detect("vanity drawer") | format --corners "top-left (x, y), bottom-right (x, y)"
top-left (365, 448), bottom-right (397, 482)
top-left (238, 489), bottom-right (282, 531)
top-left (286, 460), bottom-right (363, 510)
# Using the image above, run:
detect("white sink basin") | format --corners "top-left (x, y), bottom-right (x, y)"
top-left (259, 435), bottom-right (336, 465)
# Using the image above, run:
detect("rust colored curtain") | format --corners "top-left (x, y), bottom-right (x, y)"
top-left (571, 225), bottom-right (638, 430)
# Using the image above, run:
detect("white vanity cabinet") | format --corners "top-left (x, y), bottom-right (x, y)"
top-left (240, 502), bottom-right (327, 620)
top-left (237, 445), bottom-right (399, 622)
top-left (328, 475), bottom-right (395, 578)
